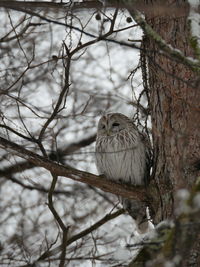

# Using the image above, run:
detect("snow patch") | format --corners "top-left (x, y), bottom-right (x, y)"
top-left (176, 189), bottom-right (191, 215)
top-left (188, 0), bottom-right (200, 47)
top-left (193, 193), bottom-right (200, 210)
top-left (113, 247), bottom-right (131, 261)
top-left (176, 189), bottom-right (190, 200)
top-left (164, 255), bottom-right (181, 267)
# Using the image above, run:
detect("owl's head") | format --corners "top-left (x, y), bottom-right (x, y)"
top-left (97, 113), bottom-right (133, 137)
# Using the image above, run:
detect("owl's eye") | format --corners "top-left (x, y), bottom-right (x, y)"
top-left (112, 122), bottom-right (120, 127)
top-left (101, 125), bottom-right (106, 129)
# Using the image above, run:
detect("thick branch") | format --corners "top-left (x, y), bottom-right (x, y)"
top-left (0, 1), bottom-right (190, 17)
top-left (0, 133), bottom-right (96, 175)
top-left (0, 136), bottom-right (150, 202)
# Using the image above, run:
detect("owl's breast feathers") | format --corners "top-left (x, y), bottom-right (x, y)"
top-left (95, 130), bottom-right (149, 185)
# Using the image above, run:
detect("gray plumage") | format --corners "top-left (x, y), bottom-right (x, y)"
top-left (95, 113), bottom-right (150, 231)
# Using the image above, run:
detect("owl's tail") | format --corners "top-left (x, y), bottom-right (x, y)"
top-left (121, 198), bottom-right (150, 233)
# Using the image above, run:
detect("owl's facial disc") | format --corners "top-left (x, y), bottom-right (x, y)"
top-left (97, 114), bottom-right (126, 136)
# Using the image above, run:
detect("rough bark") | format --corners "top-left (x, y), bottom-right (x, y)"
top-left (130, 0), bottom-right (200, 266)
top-left (145, 0), bottom-right (200, 223)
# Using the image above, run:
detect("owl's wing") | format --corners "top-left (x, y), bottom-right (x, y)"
top-left (145, 147), bottom-right (152, 185)
top-left (139, 131), bottom-right (152, 185)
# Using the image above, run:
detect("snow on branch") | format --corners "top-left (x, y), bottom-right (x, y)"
top-left (127, 8), bottom-right (200, 73)
top-left (130, 177), bottom-right (200, 266)
top-left (188, 0), bottom-right (200, 60)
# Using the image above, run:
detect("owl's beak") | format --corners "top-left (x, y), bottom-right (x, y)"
top-left (106, 129), bottom-right (111, 136)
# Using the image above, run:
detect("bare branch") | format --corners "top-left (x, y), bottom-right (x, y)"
top-left (0, 136), bottom-right (149, 202)
top-left (34, 209), bottom-right (125, 264)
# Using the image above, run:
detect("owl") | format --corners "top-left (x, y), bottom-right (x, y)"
top-left (95, 113), bottom-right (150, 231)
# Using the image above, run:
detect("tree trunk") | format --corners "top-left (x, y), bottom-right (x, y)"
top-left (146, 0), bottom-right (200, 220)
top-left (144, 0), bottom-right (200, 265)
